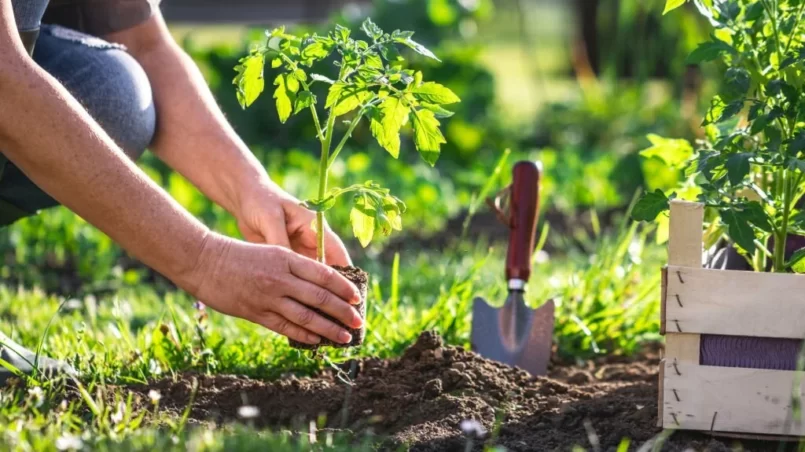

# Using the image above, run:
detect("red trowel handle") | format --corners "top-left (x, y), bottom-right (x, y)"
top-left (505, 161), bottom-right (541, 284)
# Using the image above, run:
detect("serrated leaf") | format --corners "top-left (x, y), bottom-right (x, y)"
top-left (420, 102), bottom-right (455, 118)
top-left (744, 201), bottom-right (772, 233)
top-left (233, 52), bottom-right (265, 108)
top-left (720, 209), bottom-right (756, 254)
top-left (273, 74), bottom-right (293, 123)
top-left (365, 53), bottom-right (384, 69)
top-left (395, 37), bottom-right (441, 62)
top-left (334, 24), bottom-right (351, 42)
top-left (726, 153), bottom-right (751, 186)
top-left (350, 194), bottom-right (375, 247)
top-left (686, 40), bottom-right (734, 64)
top-left (640, 134), bottom-right (693, 168)
top-left (744, 2), bottom-right (765, 21)
top-left (301, 41), bottom-right (333, 65)
top-left (723, 67), bottom-right (750, 100)
top-left (302, 196), bottom-right (336, 212)
top-left (370, 96), bottom-right (410, 158)
top-left (381, 43), bottom-right (403, 63)
top-left (411, 109), bottom-right (445, 165)
top-left (361, 17), bottom-right (384, 40)
top-left (789, 248), bottom-right (805, 273)
top-left (632, 189), bottom-right (674, 222)
top-left (326, 84), bottom-right (372, 116)
top-left (663, 0), bottom-right (686, 15)
top-left (293, 91), bottom-right (316, 114)
top-left (410, 82), bottom-right (460, 104)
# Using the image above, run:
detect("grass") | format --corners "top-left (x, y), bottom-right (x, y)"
top-left (0, 208), bottom-right (666, 450)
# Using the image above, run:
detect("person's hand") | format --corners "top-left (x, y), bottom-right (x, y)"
top-left (187, 233), bottom-right (363, 344)
top-left (235, 179), bottom-right (352, 266)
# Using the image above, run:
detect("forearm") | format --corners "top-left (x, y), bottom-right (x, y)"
top-left (109, 16), bottom-right (270, 215)
top-left (0, 56), bottom-right (209, 291)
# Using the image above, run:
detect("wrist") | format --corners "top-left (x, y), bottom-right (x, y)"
top-left (178, 229), bottom-right (232, 297)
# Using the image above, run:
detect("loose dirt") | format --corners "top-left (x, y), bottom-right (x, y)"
top-left (130, 332), bottom-right (796, 451)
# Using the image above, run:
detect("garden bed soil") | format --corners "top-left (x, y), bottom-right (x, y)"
top-left (288, 265), bottom-right (368, 350)
top-left (130, 332), bottom-right (794, 451)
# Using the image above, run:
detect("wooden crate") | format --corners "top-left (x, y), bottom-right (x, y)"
top-left (659, 200), bottom-right (805, 436)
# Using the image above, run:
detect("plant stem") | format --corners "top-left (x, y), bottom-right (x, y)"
top-left (328, 109), bottom-right (370, 168)
top-left (775, 170), bottom-right (792, 272)
top-left (317, 108), bottom-right (338, 263)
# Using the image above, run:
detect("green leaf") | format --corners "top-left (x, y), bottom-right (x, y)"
top-left (744, 201), bottom-right (772, 233)
top-left (334, 24), bottom-right (351, 43)
top-left (326, 84), bottom-right (372, 117)
top-left (686, 40), bottom-right (734, 64)
top-left (395, 37), bottom-right (441, 62)
top-left (639, 134), bottom-right (694, 168)
top-left (365, 53), bottom-right (384, 69)
top-left (726, 153), bottom-right (751, 186)
top-left (370, 96), bottom-right (410, 158)
top-left (663, 0), bottom-right (686, 15)
top-left (420, 102), bottom-right (455, 118)
top-left (723, 68), bottom-right (750, 100)
top-left (302, 196), bottom-right (336, 212)
top-left (350, 194), bottom-right (375, 247)
top-left (744, 2), bottom-right (765, 21)
top-left (301, 40), bottom-right (333, 65)
top-left (293, 91), bottom-right (316, 114)
top-left (361, 18), bottom-right (384, 40)
top-left (788, 248), bottom-right (805, 273)
top-left (273, 74), bottom-right (294, 123)
top-left (720, 209), bottom-right (756, 254)
top-left (233, 52), bottom-right (265, 109)
top-left (380, 43), bottom-right (404, 64)
top-left (410, 109), bottom-right (446, 165)
top-left (410, 82), bottom-right (461, 104)
top-left (632, 189), bottom-right (674, 222)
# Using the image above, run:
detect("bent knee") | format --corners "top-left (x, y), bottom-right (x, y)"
top-left (33, 25), bottom-right (156, 160)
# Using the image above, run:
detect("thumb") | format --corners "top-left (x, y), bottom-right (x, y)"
top-left (258, 212), bottom-right (292, 249)
top-left (324, 228), bottom-right (353, 267)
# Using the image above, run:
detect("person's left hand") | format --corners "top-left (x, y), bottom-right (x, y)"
top-left (234, 179), bottom-right (352, 266)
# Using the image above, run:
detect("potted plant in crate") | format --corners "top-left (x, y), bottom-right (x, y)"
top-left (633, 0), bottom-right (805, 436)
top-left (233, 19), bottom-right (460, 348)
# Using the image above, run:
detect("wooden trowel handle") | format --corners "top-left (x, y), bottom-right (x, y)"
top-left (505, 161), bottom-right (541, 283)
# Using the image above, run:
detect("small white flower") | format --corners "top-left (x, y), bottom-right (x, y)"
top-left (148, 390), bottom-right (162, 404)
top-left (237, 405), bottom-right (260, 419)
top-left (460, 419), bottom-right (487, 437)
top-left (56, 433), bottom-right (83, 451)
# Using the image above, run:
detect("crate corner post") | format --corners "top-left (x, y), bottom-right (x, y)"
top-left (660, 200), bottom-right (704, 430)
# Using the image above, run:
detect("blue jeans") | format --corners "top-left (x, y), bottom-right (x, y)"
top-left (0, 24), bottom-right (156, 225)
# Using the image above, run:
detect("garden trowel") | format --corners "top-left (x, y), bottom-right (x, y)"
top-left (471, 161), bottom-right (554, 376)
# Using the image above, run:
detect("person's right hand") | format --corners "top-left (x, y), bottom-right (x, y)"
top-left (187, 233), bottom-right (363, 345)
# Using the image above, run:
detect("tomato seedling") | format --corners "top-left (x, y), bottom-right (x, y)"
top-left (634, 0), bottom-right (805, 273)
top-left (234, 18), bottom-right (460, 262)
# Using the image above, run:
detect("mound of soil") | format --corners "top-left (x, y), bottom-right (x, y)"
top-left (130, 332), bottom-right (793, 451)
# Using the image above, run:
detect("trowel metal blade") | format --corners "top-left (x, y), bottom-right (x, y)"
top-left (471, 296), bottom-right (555, 376)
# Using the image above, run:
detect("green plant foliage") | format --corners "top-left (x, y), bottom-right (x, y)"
top-left (633, 0), bottom-right (805, 273)
top-left (234, 18), bottom-right (459, 257)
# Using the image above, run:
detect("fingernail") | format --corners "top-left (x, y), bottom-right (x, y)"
top-left (338, 331), bottom-right (352, 344)
top-left (308, 335), bottom-right (321, 344)
top-left (351, 293), bottom-right (362, 305)
top-left (351, 311), bottom-right (364, 328)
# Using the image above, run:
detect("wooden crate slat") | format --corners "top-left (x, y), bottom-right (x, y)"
top-left (665, 265), bottom-right (805, 339)
top-left (662, 362), bottom-right (805, 435)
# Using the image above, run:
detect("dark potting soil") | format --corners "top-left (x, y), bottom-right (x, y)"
top-left (288, 265), bottom-right (368, 350)
top-left (128, 332), bottom-right (796, 451)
